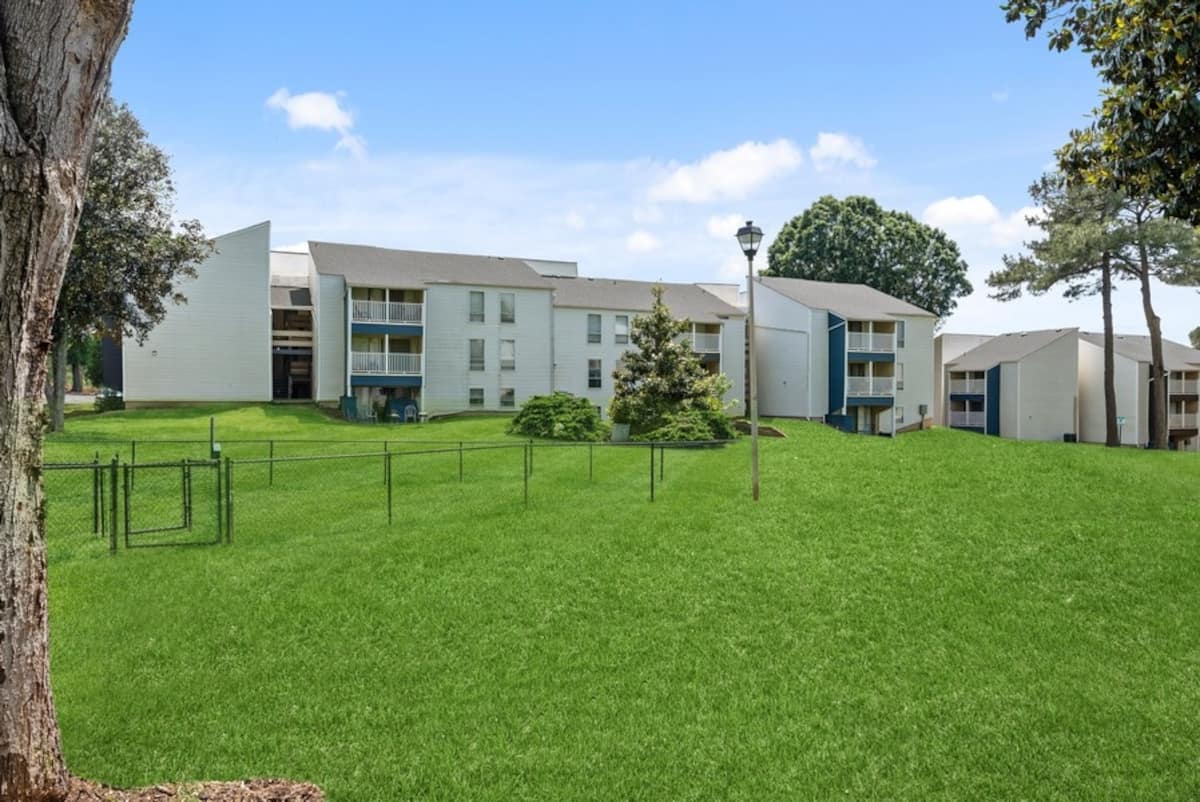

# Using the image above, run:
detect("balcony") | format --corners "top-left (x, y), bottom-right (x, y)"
top-left (679, 332), bottom-right (721, 353)
top-left (950, 411), bottom-right (985, 428)
top-left (1169, 379), bottom-right (1199, 395)
top-left (847, 376), bottom-right (894, 396)
top-left (351, 300), bottom-right (423, 325)
top-left (848, 332), bottom-right (895, 353)
top-left (351, 352), bottom-right (422, 375)
top-left (950, 378), bottom-right (986, 395)
top-left (1169, 412), bottom-right (1199, 430)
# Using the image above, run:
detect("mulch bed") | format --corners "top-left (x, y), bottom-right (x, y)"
top-left (67, 777), bottom-right (324, 802)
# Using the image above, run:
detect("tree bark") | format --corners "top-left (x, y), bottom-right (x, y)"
top-left (1136, 240), bottom-right (1168, 449)
top-left (0, 4), bottom-right (132, 801)
top-left (70, 359), bottom-right (83, 395)
top-left (1101, 254), bottom-right (1120, 447)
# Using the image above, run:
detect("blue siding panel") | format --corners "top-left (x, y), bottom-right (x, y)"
top-left (849, 397), bottom-right (894, 408)
top-left (350, 375), bottom-right (423, 388)
top-left (949, 393), bottom-right (985, 403)
top-left (351, 322), bottom-right (423, 337)
top-left (847, 351), bottom-right (895, 363)
top-left (985, 366), bottom-right (1001, 436)
top-left (828, 313), bottom-right (846, 413)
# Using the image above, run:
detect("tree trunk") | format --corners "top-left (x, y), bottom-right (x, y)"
top-left (1136, 242), bottom-right (1168, 449)
top-left (0, 5), bottom-right (132, 800)
top-left (70, 361), bottom-right (83, 395)
top-left (50, 339), bottom-right (67, 433)
top-left (1101, 255), bottom-right (1120, 447)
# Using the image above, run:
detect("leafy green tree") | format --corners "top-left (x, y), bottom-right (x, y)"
top-left (47, 99), bottom-right (212, 430)
top-left (1003, 1), bottom-right (1200, 222)
top-left (989, 175), bottom-right (1126, 446)
top-left (1191, 327), bottom-right (1200, 350)
top-left (609, 286), bottom-right (732, 439)
top-left (765, 195), bottom-right (972, 319)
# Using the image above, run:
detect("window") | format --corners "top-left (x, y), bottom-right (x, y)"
top-left (587, 313), bottom-right (601, 344)
top-left (500, 388), bottom-right (515, 408)
top-left (500, 339), bottom-right (515, 370)
top-left (615, 315), bottom-right (629, 344)
top-left (896, 406), bottom-right (905, 424)
top-left (500, 292), bottom-right (515, 323)
top-left (896, 362), bottom-right (904, 391)
top-left (588, 359), bottom-right (602, 388)
top-left (469, 291), bottom-right (485, 322)
top-left (896, 321), bottom-right (906, 348)
top-left (469, 339), bottom-right (485, 371)
top-left (469, 388), bottom-right (484, 407)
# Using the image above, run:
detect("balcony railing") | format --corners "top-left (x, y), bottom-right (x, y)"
top-left (848, 332), bottom-right (895, 352)
top-left (1169, 379), bottom-right (1199, 395)
top-left (680, 332), bottom-right (721, 353)
top-left (351, 300), bottom-right (423, 325)
top-left (350, 352), bottom-right (422, 375)
top-left (949, 378), bottom-right (986, 395)
top-left (950, 411), bottom-right (986, 428)
top-left (1169, 413), bottom-right (1198, 429)
top-left (847, 376), bottom-right (894, 396)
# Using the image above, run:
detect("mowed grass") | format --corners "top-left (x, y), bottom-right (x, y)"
top-left (44, 405), bottom-right (1200, 801)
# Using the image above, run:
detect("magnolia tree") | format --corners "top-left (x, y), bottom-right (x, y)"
top-left (608, 286), bottom-right (734, 441)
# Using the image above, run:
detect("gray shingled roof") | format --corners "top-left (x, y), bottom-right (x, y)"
top-left (545, 276), bottom-right (745, 323)
top-left (1080, 332), bottom-right (1200, 370)
top-left (756, 276), bottom-right (936, 319)
top-left (947, 328), bottom-right (1077, 371)
top-left (270, 285), bottom-right (311, 307)
top-left (309, 241), bottom-right (553, 290)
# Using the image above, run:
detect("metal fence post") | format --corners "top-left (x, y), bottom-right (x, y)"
top-left (91, 452), bottom-right (100, 536)
top-left (386, 451), bottom-right (393, 525)
top-left (130, 440), bottom-right (136, 488)
top-left (523, 442), bottom-right (529, 507)
top-left (269, 439), bottom-right (275, 486)
top-left (659, 442), bottom-right (664, 482)
top-left (109, 455), bottom-right (118, 554)
top-left (649, 443), bottom-right (655, 502)
top-left (458, 441), bottom-right (464, 482)
top-left (224, 457), bottom-right (233, 544)
top-left (528, 439), bottom-right (534, 476)
top-left (215, 454), bottom-right (223, 544)
top-left (383, 440), bottom-right (389, 485)
top-left (122, 464), bottom-right (131, 548)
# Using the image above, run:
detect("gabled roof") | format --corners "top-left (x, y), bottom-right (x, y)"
top-left (755, 276), bottom-right (936, 320)
top-left (545, 276), bottom-right (744, 323)
top-left (947, 328), bottom-right (1078, 371)
top-left (1079, 332), bottom-right (1200, 370)
top-left (308, 242), bottom-right (553, 290)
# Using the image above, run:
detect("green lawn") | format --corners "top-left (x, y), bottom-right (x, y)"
top-left (44, 405), bottom-right (1200, 800)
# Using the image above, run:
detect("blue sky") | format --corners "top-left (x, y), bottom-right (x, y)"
top-left (110, 1), bottom-right (1198, 340)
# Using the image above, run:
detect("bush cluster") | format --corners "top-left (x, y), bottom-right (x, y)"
top-left (633, 408), bottom-right (736, 442)
top-left (508, 392), bottom-right (607, 441)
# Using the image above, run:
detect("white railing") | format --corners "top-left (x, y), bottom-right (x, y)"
top-left (689, 332), bottom-right (721, 353)
top-left (351, 300), bottom-right (423, 325)
top-left (350, 352), bottom-right (422, 375)
top-left (950, 411), bottom-right (986, 428)
top-left (846, 376), bottom-right (894, 396)
top-left (847, 331), bottom-right (895, 352)
top-left (271, 329), bottom-right (313, 346)
top-left (1169, 413), bottom-right (1198, 429)
top-left (949, 378), bottom-right (986, 394)
top-left (1169, 379), bottom-right (1199, 395)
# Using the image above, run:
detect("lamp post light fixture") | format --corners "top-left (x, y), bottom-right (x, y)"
top-left (736, 220), bottom-right (763, 501)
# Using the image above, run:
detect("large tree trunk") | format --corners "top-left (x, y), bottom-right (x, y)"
top-left (0, 4), bottom-right (132, 801)
top-left (1136, 242), bottom-right (1168, 449)
top-left (50, 338), bottom-right (67, 432)
top-left (70, 358), bottom-right (83, 394)
top-left (1101, 255), bottom-right (1120, 447)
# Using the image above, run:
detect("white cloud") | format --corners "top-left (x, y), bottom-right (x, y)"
top-left (718, 254), bottom-right (748, 281)
top-left (267, 88), bottom-right (366, 159)
top-left (923, 194), bottom-right (1002, 227)
top-left (648, 139), bottom-right (803, 203)
top-left (625, 230), bottom-right (662, 253)
top-left (809, 132), bottom-right (877, 171)
top-left (706, 213), bottom-right (745, 240)
top-left (992, 89), bottom-right (1010, 103)
top-left (990, 206), bottom-right (1041, 247)
top-left (565, 210), bottom-right (587, 230)
top-left (273, 241), bottom-right (310, 253)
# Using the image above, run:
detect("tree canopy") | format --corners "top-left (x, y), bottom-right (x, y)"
top-left (765, 195), bottom-right (972, 319)
top-left (1003, 1), bottom-right (1200, 223)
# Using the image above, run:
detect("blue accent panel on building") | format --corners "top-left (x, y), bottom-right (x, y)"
top-left (351, 322), bottom-right (423, 337)
top-left (949, 393), bottom-right (985, 403)
top-left (350, 375), bottom-right (423, 388)
top-left (848, 397), bottom-right (894, 408)
top-left (828, 312), bottom-right (846, 413)
top-left (985, 365), bottom-right (1001, 436)
top-left (825, 414), bottom-right (854, 433)
top-left (847, 351), bottom-right (895, 363)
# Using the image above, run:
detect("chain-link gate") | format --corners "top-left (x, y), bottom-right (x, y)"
top-left (123, 459), bottom-right (224, 547)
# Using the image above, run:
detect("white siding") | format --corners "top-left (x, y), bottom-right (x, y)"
top-left (881, 315), bottom-right (935, 433)
top-left (123, 222), bottom-right (271, 402)
top-left (720, 316), bottom-right (746, 416)
top-left (1077, 339), bottom-right (1142, 446)
top-left (751, 282), bottom-right (824, 418)
top-left (313, 272), bottom-right (346, 402)
top-left (424, 285), bottom-right (554, 414)
top-left (934, 333), bottom-right (993, 424)
top-left (1005, 333), bottom-right (1078, 441)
